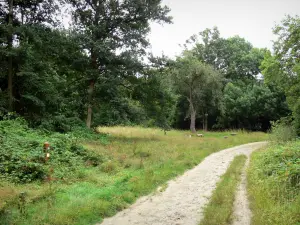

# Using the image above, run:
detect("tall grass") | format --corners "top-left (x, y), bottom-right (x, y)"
top-left (0, 126), bottom-right (267, 225)
top-left (199, 155), bottom-right (247, 225)
top-left (248, 142), bottom-right (300, 225)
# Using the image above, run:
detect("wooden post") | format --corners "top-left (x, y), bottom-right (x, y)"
top-left (44, 142), bottom-right (50, 162)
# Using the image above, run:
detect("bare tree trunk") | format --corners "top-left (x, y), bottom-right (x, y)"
top-left (7, 0), bottom-right (13, 112)
top-left (190, 109), bottom-right (196, 133)
top-left (189, 88), bottom-right (196, 133)
top-left (190, 101), bottom-right (196, 133)
top-left (86, 80), bottom-right (94, 128)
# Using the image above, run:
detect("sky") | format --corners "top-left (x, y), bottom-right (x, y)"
top-left (148, 0), bottom-right (300, 58)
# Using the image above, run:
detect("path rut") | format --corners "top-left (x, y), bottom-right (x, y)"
top-left (99, 142), bottom-right (267, 225)
top-left (233, 158), bottom-right (252, 225)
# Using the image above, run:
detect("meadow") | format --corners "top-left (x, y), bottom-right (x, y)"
top-left (0, 121), bottom-right (267, 225)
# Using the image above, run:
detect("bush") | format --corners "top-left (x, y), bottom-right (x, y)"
top-left (0, 119), bottom-right (109, 183)
top-left (39, 115), bottom-right (85, 133)
top-left (248, 142), bottom-right (300, 225)
top-left (270, 118), bottom-right (297, 142)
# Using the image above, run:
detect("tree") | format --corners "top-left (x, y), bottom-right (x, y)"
top-left (261, 15), bottom-right (300, 131)
top-left (187, 27), bottom-right (266, 82)
top-left (172, 53), bottom-right (222, 133)
top-left (0, 0), bottom-right (90, 130)
top-left (68, 0), bottom-right (172, 128)
top-left (218, 82), bottom-right (290, 130)
top-left (0, 0), bottom-right (63, 112)
top-left (137, 63), bottom-right (178, 134)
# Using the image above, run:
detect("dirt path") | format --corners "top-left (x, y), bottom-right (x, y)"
top-left (233, 158), bottom-right (252, 225)
top-left (99, 142), bottom-right (267, 225)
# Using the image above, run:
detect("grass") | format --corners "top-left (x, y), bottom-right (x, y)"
top-left (199, 154), bottom-right (247, 225)
top-left (0, 126), bottom-right (267, 225)
top-left (247, 141), bottom-right (300, 225)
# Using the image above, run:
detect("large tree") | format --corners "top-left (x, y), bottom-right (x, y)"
top-left (218, 82), bottom-right (290, 130)
top-left (68, 0), bottom-right (172, 128)
top-left (186, 27), bottom-right (266, 82)
top-left (172, 53), bottom-right (222, 133)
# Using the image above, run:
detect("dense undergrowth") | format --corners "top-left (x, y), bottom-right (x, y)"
top-left (248, 142), bottom-right (300, 225)
top-left (0, 119), bottom-right (108, 183)
top-left (0, 120), bottom-right (267, 225)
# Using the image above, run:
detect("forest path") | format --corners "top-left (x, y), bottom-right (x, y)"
top-left (99, 142), bottom-right (267, 225)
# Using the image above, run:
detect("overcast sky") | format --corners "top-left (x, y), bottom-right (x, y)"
top-left (148, 0), bottom-right (300, 58)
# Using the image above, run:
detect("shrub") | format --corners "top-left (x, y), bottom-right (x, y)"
top-left (270, 118), bottom-right (297, 142)
top-left (248, 142), bottom-right (300, 225)
top-left (0, 119), bottom-right (109, 183)
top-left (39, 115), bottom-right (85, 133)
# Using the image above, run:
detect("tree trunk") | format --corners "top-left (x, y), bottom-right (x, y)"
top-left (7, 0), bottom-right (13, 112)
top-left (86, 48), bottom-right (97, 128)
top-left (190, 109), bottom-right (196, 133)
top-left (190, 100), bottom-right (196, 133)
top-left (86, 80), bottom-right (94, 128)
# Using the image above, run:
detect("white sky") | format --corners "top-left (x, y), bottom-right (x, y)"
top-left (148, 0), bottom-right (300, 58)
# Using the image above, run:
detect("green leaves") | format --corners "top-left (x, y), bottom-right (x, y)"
top-left (261, 15), bottom-right (300, 132)
top-left (171, 53), bottom-right (222, 131)
top-left (219, 82), bottom-right (290, 130)
top-left (0, 119), bottom-right (109, 183)
top-left (188, 27), bottom-right (265, 81)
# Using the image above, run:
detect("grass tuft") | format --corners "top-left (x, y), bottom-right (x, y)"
top-left (199, 155), bottom-right (247, 225)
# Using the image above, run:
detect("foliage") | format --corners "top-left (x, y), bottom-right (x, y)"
top-left (0, 119), bottom-right (108, 183)
top-left (171, 53), bottom-right (222, 132)
top-left (0, 0), bottom-right (176, 131)
top-left (270, 118), bottom-right (297, 143)
top-left (68, 0), bottom-right (172, 127)
top-left (261, 15), bottom-right (300, 132)
top-left (174, 27), bottom-right (288, 131)
top-left (0, 1), bottom-right (291, 132)
top-left (199, 155), bottom-right (247, 225)
top-left (248, 142), bottom-right (300, 225)
top-left (217, 82), bottom-right (290, 131)
top-left (187, 27), bottom-right (266, 81)
top-left (136, 65), bottom-right (178, 132)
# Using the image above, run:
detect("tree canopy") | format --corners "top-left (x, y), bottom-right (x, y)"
top-left (0, 1), bottom-right (295, 133)
top-left (260, 15), bottom-right (300, 131)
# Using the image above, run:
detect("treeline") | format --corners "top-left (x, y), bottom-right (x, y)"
top-left (0, 0), bottom-right (296, 132)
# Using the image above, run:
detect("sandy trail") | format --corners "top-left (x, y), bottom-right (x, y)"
top-left (99, 142), bottom-right (267, 225)
top-left (233, 158), bottom-right (252, 225)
